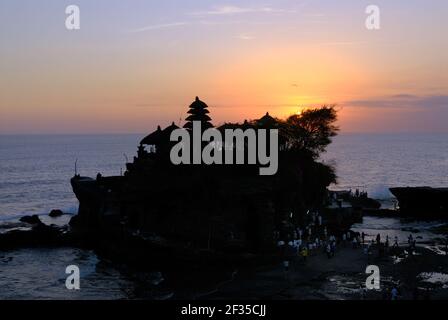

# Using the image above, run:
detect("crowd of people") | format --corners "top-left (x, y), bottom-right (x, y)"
top-left (274, 211), bottom-right (345, 279)
top-left (273, 210), bottom-right (421, 300)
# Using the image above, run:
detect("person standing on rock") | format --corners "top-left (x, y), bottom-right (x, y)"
top-left (408, 234), bottom-right (414, 245)
top-left (391, 286), bottom-right (399, 300)
top-left (326, 243), bottom-right (332, 259)
top-left (352, 237), bottom-right (358, 249)
top-left (330, 241), bottom-right (336, 257)
top-left (315, 237), bottom-right (320, 249)
top-left (283, 260), bottom-right (290, 280)
top-left (277, 239), bottom-right (286, 257)
top-left (394, 236), bottom-right (399, 247)
top-left (301, 246), bottom-right (308, 262)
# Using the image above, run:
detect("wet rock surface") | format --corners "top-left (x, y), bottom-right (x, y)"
top-left (19, 215), bottom-right (42, 225)
top-left (0, 224), bottom-right (67, 250)
top-left (49, 209), bottom-right (64, 218)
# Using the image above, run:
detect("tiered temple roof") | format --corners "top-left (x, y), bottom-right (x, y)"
top-left (183, 96), bottom-right (213, 130)
top-left (140, 125), bottom-right (162, 145)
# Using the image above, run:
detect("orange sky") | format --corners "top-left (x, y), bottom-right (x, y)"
top-left (1, 1), bottom-right (447, 134)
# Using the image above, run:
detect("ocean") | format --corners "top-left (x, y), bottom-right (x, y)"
top-left (1, 133), bottom-right (447, 220)
top-left (0, 134), bottom-right (139, 220)
top-left (322, 133), bottom-right (448, 199)
top-left (1, 133), bottom-right (447, 299)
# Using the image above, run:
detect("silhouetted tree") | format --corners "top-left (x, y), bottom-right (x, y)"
top-left (280, 105), bottom-right (339, 159)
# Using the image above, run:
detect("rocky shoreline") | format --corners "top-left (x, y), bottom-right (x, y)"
top-left (203, 241), bottom-right (448, 300)
top-left (0, 212), bottom-right (280, 273)
top-left (2, 209), bottom-right (448, 300)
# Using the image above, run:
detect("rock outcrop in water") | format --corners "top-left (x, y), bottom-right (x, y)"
top-left (19, 215), bottom-right (43, 225)
top-left (49, 209), bottom-right (64, 218)
top-left (390, 187), bottom-right (448, 218)
top-left (0, 223), bottom-right (68, 250)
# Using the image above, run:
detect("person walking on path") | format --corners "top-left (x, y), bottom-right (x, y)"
top-left (359, 285), bottom-right (367, 300)
top-left (301, 246), bottom-right (308, 262)
top-left (282, 260), bottom-right (290, 280)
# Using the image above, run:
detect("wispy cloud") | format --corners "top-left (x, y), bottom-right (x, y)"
top-left (127, 22), bottom-right (188, 33)
top-left (317, 41), bottom-right (369, 46)
top-left (191, 5), bottom-right (296, 16)
top-left (345, 94), bottom-right (448, 109)
top-left (127, 3), bottom-right (301, 34)
top-left (235, 33), bottom-right (255, 40)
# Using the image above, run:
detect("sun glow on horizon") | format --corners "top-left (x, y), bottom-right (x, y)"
top-left (0, 1), bottom-right (447, 134)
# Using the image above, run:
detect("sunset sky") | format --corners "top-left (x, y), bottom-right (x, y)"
top-left (0, 0), bottom-right (447, 134)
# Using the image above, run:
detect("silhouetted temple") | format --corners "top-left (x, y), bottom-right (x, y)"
top-left (71, 97), bottom-right (334, 258)
top-left (129, 97), bottom-right (281, 170)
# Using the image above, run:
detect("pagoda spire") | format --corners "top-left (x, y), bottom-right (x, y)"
top-left (183, 96), bottom-right (213, 129)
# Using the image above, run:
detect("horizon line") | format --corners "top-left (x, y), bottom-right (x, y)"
top-left (2, 131), bottom-right (448, 136)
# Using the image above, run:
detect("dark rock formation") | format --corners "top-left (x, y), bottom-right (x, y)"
top-left (49, 209), bottom-right (64, 217)
top-left (331, 190), bottom-right (381, 209)
top-left (363, 208), bottom-right (398, 217)
top-left (0, 224), bottom-right (68, 250)
top-left (390, 187), bottom-right (448, 218)
top-left (19, 215), bottom-right (42, 225)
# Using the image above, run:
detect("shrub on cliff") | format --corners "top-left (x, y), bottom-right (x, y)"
top-left (280, 105), bottom-right (339, 159)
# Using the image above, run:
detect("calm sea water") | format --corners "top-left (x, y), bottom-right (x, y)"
top-left (0, 134), bottom-right (140, 220)
top-left (1, 133), bottom-right (447, 299)
top-left (322, 133), bottom-right (448, 199)
top-left (1, 133), bottom-right (447, 220)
